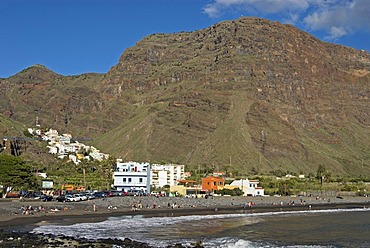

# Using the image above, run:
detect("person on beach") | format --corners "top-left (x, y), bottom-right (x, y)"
top-left (93, 203), bottom-right (97, 212)
top-left (38, 205), bottom-right (45, 212)
top-left (27, 206), bottom-right (34, 215)
top-left (131, 203), bottom-right (138, 211)
top-left (20, 206), bottom-right (26, 215)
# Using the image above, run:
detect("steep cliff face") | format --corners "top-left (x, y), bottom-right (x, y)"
top-left (99, 17), bottom-right (370, 129)
top-left (95, 17), bottom-right (370, 175)
top-left (1, 17), bottom-right (369, 175)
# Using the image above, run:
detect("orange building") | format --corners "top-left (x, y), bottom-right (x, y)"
top-left (201, 176), bottom-right (225, 192)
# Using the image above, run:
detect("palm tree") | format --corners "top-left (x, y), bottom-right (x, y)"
top-left (316, 164), bottom-right (329, 186)
top-left (78, 159), bottom-right (89, 190)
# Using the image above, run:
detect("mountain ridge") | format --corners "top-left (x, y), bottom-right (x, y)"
top-left (1, 17), bottom-right (369, 176)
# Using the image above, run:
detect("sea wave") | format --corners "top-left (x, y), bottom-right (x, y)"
top-left (205, 237), bottom-right (333, 248)
top-left (32, 207), bottom-right (369, 247)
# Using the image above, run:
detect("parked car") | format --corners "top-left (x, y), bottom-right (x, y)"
top-left (85, 193), bottom-right (96, 200)
top-left (103, 191), bottom-right (114, 197)
top-left (111, 190), bottom-right (124, 196)
top-left (65, 194), bottom-right (80, 202)
top-left (56, 195), bottom-right (67, 202)
top-left (6, 191), bottom-right (20, 198)
top-left (26, 191), bottom-right (43, 199)
top-left (92, 191), bottom-right (107, 198)
top-left (74, 193), bottom-right (88, 201)
top-left (20, 190), bottom-right (41, 198)
top-left (40, 195), bottom-right (53, 201)
top-left (81, 193), bottom-right (89, 200)
top-left (126, 189), bottom-right (146, 196)
top-left (149, 191), bottom-right (165, 197)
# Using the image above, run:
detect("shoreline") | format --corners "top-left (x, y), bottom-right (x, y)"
top-left (1, 196), bottom-right (370, 247)
top-left (1, 196), bottom-right (370, 231)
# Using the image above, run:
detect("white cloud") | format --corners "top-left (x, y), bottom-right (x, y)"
top-left (203, 0), bottom-right (310, 18)
top-left (247, 0), bottom-right (309, 13)
top-left (304, 0), bottom-right (370, 38)
top-left (326, 26), bottom-right (348, 39)
top-left (203, 0), bottom-right (370, 40)
top-left (203, 4), bottom-right (221, 18)
top-left (282, 13), bottom-right (300, 25)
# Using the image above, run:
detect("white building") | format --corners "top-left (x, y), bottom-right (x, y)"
top-left (89, 150), bottom-right (105, 161)
top-left (47, 145), bottom-right (58, 154)
top-left (37, 173), bottom-right (47, 179)
top-left (59, 135), bottom-right (71, 144)
top-left (55, 143), bottom-right (67, 155)
top-left (230, 178), bottom-right (264, 196)
top-left (113, 161), bottom-right (151, 193)
top-left (63, 144), bottom-right (77, 154)
top-left (44, 129), bottom-right (58, 140)
top-left (68, 154), bottom-right (78, 164)
top-left (88, 146), bottom-right (109, 161)
top-left (151, 164), bottom-right (185, 188)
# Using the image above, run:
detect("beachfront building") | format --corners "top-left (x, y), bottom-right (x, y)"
top-left (170, 180), bottom-right (206, 197)
top-left (201, 176), bottom-right (225, 192)
top-left (150, 163), bottom-right (185, 188)
top-left (113, 161), bottom-right (151, 193)
top-left (228, 178), bottom-right (264, 196)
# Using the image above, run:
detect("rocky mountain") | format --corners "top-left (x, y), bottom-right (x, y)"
top-left (0, 64), bottom-right (127, 136)
top-left (1, 17), bottom-right (369, 176)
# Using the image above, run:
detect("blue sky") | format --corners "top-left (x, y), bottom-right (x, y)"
top-left (1, 0), bottom-right (369, 78)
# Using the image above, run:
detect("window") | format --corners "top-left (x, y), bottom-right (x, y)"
top-left (123, 178), bottom-right (126, 182)
top-left (128, 178), bottom-right (132, 183)
top-left (213, 182), bottom-right (216, 186)
top-left (139, 178), bottom-right (143, 183)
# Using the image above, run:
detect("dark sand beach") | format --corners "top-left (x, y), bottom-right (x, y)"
top-left (1, 195), bottom-right (369, 247)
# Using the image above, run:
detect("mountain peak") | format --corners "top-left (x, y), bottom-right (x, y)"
top-left (8, 64), bottom-right (61, 84)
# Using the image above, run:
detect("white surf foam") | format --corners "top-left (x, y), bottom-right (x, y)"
top-left (31, 207), bottom-right (368, 247)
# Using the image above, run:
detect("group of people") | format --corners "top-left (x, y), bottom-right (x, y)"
top-left (168, 202), bottom-right (181, 209)
top-left (243, 201), bottom-right (254, 208)
top-left (130, 201), bottom-right (170, 211)
top-left (130, 201), bottom-right (145, 211)
top-left (19, 205), bottom-right (45, 215)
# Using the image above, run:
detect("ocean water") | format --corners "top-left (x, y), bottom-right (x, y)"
top-left (32, 208), bottom-right (370, 248)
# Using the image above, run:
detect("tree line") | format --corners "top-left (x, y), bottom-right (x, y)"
top-left (0, 154), bottom-right (115, 198)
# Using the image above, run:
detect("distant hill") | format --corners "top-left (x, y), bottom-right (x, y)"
top-left (1, 17), bottom-right (369, 176)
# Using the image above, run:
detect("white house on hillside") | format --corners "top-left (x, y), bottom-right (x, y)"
top-left (230, 178), bottom-right (264, 196)
top-left (113, 161), bottom-right (151, 193)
